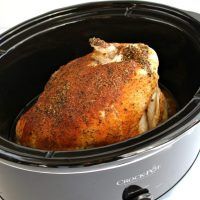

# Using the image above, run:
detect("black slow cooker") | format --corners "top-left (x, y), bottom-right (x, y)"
top-left (0, 1), bottom-right (200, 200)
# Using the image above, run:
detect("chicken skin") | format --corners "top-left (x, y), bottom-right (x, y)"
top-left (16, 38), bottom-right (171, 150)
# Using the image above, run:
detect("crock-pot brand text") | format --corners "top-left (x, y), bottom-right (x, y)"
top-left (116, 165), bottom-right (161, 186)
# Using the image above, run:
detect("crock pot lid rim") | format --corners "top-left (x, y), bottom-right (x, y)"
top-left (1, 0), bottom-right (200, 49)
top-left (0, 96), bottom-right (199, 166)
top-left (0, 1), bottom-right (200, 166)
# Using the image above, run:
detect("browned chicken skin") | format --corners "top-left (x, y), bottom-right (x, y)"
top-left (16, 38), bottom-right (172, 150)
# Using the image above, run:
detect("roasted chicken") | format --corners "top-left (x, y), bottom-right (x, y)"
top-left (16, 38), bottom-right (173, 150)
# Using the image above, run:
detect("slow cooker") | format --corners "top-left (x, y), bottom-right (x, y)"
top-left (0, 1), bottom-right (200, 200)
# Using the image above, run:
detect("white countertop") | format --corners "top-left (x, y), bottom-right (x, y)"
top-left (0, 0), bottom-right (200, 199)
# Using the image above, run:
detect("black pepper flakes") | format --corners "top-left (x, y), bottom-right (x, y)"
top-left (122, 44), bottom-right (152, 75)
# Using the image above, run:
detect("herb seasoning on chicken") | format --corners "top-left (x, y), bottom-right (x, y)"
top-left (16, 38), bottom-right (175, 150)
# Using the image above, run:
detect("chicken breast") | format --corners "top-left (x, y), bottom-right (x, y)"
top-left (16, 38), bottom-right (170, 150)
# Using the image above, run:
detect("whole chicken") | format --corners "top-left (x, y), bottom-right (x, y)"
top-left (16, 38), bottom-right (171, 150)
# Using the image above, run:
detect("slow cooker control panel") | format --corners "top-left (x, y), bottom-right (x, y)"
top-left (122, 185), bottom-right (152, 200)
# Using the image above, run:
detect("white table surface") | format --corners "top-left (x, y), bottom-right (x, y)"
top-left (0, 0), bottom-right (199, 199)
